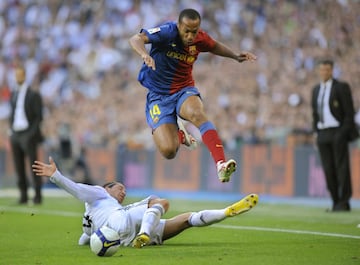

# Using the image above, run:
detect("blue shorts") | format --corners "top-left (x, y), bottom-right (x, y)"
top-left (145, 87), bottom-right (201, 130)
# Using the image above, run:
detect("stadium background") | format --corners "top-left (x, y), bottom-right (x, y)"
top-left (0, 0), bottom-right (359, 200)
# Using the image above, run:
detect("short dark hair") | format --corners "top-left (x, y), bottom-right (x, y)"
top-left (318, 59), bottom-right (334, 68)
top-left (178, 9), bottom-right (201, 23)
top-left (103, 182), bottom-right (116, 188)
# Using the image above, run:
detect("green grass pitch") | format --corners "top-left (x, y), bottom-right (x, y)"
top-left (0, 196), bottom-right (359, 265)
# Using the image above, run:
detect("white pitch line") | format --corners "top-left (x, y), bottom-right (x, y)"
top-left (1, 206), bottom-right (359, 240)
top-left (213, 224), bottom-right (360, 240)
top-left (0, 206), bottom-right (81, 217)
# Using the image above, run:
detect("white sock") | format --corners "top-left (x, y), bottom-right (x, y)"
top-left (188, 209), bottom-right (226, 227)
top-left (139, 204), bottom-right (165, 235)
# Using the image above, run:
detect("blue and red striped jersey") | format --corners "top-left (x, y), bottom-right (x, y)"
top-left (138, 22), bottom-right (216, 95)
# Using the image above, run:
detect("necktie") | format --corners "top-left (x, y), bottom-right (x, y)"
top-left (318, 83), bottom-right (326, 123)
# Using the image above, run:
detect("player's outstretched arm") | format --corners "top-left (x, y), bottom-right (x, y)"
top-left (129, 32), bottom-right (156, 70)
top-left (210, 40), bottom-right (257, 63)
top-left (33, 157), bottom-right (107, 203)
top-left (32, 156), bottom-right (57, 178)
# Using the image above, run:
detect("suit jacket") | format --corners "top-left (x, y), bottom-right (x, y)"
top-left (9, 87), bottom-right (44, 143)
top-left (311, 79), bottom-right (359, 142)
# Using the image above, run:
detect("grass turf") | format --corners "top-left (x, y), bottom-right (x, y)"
top-left (0, 196), bottom-right (359, 265)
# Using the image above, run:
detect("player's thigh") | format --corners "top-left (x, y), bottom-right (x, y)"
top-left (153, 124), bottom-right (179, 153)
top-left (162, 213), bottom-right (192, 241)
top-left (179, 95), bottom-right (208, 127)
top-left (126, 197), bottom-right (154, 225)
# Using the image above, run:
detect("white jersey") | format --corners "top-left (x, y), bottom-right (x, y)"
top-left (50, 170), bottom-right (122, 233)
top-left (50, 170), bottom-right (165, 246)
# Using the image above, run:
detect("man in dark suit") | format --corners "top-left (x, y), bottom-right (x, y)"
top-left (311, 59), bottom-right (359, 212)
top-left (9, 65), bottom-right (44, 204)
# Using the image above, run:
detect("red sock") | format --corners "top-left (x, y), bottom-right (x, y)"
top-left (178, 130), bottom-right (185, 145)
top-left (202, 129), bottom-right (225, 164)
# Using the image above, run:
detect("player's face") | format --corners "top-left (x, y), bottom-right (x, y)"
top-left (177, 17), bottom-right (200, 46)
top-left (318, 64), bottom-right (333, 82)
top-left (105, 182), bottom-right (126, 203)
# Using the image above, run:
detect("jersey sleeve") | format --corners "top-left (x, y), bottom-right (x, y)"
top-left (197, 30), bottom-right (216, 52)
top-left (141, 22), bottom-right (176, 44)
top-left (50, 170), bottom-right (107, 203)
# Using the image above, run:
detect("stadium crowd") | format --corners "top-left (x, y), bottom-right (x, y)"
top-left (0, 0), bottom-right (359, 152)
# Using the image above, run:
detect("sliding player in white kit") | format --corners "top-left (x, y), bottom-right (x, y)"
top-left (33, 157), bottom-right (258, 248)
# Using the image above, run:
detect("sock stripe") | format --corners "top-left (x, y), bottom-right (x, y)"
top-left (199, 121), bottom-right (216, 135)
top-left (151, 204), bottom-right (165, 215)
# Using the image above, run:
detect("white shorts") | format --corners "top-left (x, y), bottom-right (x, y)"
top-left (106, 196), bottom-right (166, 246)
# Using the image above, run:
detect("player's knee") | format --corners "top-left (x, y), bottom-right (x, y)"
top-left (160, 199), bottom-right (170, 212)
top-left (160, 146), bottom-right (178, 159)
top-left (186, 109), bottom-right (207, 126)
top-left (150, 198), bottom-right (170, 213)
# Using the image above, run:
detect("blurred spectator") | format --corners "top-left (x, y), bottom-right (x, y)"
top-left (0, 0), bottom-right (359, 150)
top-left (72, 146), bottom-right (92, 184)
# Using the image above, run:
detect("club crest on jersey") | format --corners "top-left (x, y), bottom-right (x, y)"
top-left (189, 45), bottom-right (197, 55)
top-left (153, 116), bottom-right (159, 124)
top-left (148, 27), bottom-right (161, 34)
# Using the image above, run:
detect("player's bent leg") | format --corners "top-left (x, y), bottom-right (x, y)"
top-left (178, 119), bottom-right (197, 150)
top-left (148, 198), bottom-right (170, 212)
top-left (179, 95), bottom-right (236, 183)
top-left (178, 95), bottom-right (208, 127)
top-left (225, 194), bottom-right (259, 216)
top-left (153, 124), bottom-right (180, 159)
top-left (133, 198), bottom-right (169, 248)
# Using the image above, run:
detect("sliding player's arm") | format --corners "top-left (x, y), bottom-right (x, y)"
top-left (32, 157), bottom-right (107, 203)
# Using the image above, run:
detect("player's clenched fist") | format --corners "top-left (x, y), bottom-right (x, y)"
top-left (141, 54), bottom-right (156, 70)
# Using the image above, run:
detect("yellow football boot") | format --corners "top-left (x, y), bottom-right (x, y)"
top-left (225, 194), bottom-right (259, 217)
